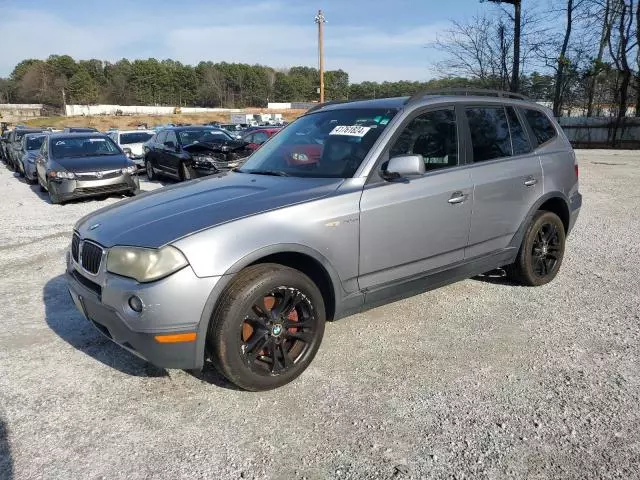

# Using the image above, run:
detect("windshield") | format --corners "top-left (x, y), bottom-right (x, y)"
top-left (51, 136), bottom-right (121, 158)
top-left (178, 129), bottom-right (228, 145)
top-left (238, 108), bottom-right (397, 178)
top-left (120, 132), bottom-right (154, 144)
top-left (26, 136), bottom-right (46, 150)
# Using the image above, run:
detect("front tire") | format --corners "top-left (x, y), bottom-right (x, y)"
top-left (145, 158), bottom-right (156, 181)
top-left (506, 211), bottom-right (566, 286)
top-left (47, 182), bottom-right (61, 205)
top-left (180, 162), bottom-right (193, 181)
top-left (208, 264), bottom-right (326, 391)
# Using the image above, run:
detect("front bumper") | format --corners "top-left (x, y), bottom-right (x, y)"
top-left (65, 249), bottom-right (220, 369)
top-left (50, 173), bottom-right (139, 201)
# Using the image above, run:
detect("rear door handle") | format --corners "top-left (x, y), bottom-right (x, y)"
top-left (448, 191), bottom-right (467, 204)
top-left (524, 177), bottom-right (538, 187)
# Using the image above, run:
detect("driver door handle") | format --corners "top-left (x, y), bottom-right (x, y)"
top-left (448, 191), bottom-right (467, 204)
top-left (524, 177), bottom-right (538, 187)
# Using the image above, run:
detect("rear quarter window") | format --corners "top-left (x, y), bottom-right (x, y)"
top-left (523, 109), bottom-right (557, 146)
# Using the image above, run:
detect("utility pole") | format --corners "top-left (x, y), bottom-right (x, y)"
top-left (315, 9), bottom-right (326, 103)
top-left (61, 88), bottom-right (67, 116)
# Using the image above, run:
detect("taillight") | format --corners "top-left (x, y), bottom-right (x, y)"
top-left (574, 164), bottom-right (579, 179)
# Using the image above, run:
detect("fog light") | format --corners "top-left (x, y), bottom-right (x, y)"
top-left (128, 295), bottom-right (143, 313)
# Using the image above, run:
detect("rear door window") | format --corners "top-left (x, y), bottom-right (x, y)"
top-left (465, 107), bottom-right (512, 162)
top-left (506, 107), bottom-right (531, 155)
top-left (523, 109), bottom-right (557, 146)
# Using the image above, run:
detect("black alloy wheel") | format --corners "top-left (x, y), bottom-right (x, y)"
top-left (208, 264), bottom-right (326, 391)
top-left (506, 210), bottom-right (566, 286)
top-left (240, 287), bottom-right (316, 376)
top-left (531, 222), bottom-right (561, 277)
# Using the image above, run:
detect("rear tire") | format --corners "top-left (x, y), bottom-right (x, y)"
top-left (506, 211), bottom-right (566, 286)
top-left (208, 264), bottom-right (326, 391)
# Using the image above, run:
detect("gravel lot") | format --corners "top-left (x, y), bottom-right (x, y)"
top-left (1, 150), bottom-right (639, 480)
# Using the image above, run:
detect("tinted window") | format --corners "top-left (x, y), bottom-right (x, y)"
top-left (155, 131), bottom-right (167, 144)
top-left (523, 109), bottom-right (556, 146)
top-left (165, 130), bottom-right (178, 145)
top-left (506, 107), bottom-right (531, 155)
top-left (120, 132), bottom-right (154, 144)
top-left (465, 107), bottom-right (511, 162)
top-left (51, 136), bottom-right (120, 158)
top-left (26, 135), bottom-right (46, 150)
top-left (390, 109), bottom-right (458, 171)
top-left (177, 129), bottom-right (217, 145)
top-left (253, 132), bottom-right (269, 144)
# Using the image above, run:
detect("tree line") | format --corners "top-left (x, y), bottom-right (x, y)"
top-left (0, 0), bottom-right (637, 125)
top-left (0, 54), bottom-right (560, 108)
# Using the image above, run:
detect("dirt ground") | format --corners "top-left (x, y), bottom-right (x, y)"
top-left (0, 150), bottom-right (639, 479)
top-left (21, 109), bottom-right (305, 131)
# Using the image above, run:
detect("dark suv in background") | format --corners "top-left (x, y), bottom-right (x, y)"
top-left (144, 126), bottom-right (253, 181)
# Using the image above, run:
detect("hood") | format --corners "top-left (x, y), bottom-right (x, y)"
top-left (55, 155), bottom-right (130, 172)
top-left (75, 172), bottom-right (343, 248)
top-left (184, 139), bottom-right (248, 154)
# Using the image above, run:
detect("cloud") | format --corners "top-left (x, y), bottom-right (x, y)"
top-left (0, 3), bottom-right (446, 83)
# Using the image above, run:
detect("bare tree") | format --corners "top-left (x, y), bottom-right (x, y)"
top-left (608, 0), bottom-right (636, 144)
top-left (585, 0), bottom-right (615, 116)
top-left (553, 0), bottom-right (578, 116)
top-left (485, 0), bottom-right (522, 92)
top-left (432, 15), bottom-right (513, 87)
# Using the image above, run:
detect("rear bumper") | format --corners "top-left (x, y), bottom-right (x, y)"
top-left (50, 174), bottom-right (139, 200)
top-left (568, 192), bottom-right (582, 234)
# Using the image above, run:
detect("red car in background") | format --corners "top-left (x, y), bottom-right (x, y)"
top-left (242, 128), bottom-right (281, 152)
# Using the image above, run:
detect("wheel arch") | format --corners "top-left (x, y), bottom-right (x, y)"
top-left (509, 191), bottom-right (571, 251)
top-left (194, 244), bottom-right (344, 369)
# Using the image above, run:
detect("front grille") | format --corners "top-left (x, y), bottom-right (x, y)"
top-left (75, 169), bottom-right (122, 180)
top-left (71, 269), bottom-right (102, 298)
top-left (80, 241), bottom-right (103, 274)
top-left (71, 233), bottom-right (80, 262)
top-left (75, 183), bottom-right (129, 195)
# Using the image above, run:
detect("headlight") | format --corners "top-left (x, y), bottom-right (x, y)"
top-left (193, 155), bottom-right (213, 165)
top-left (121, 165), bottom-right (137, 174)
top-left (123, 148), bottom-right (133, 158)
top-left (49, 170), bottom-right (76, 179)
top-left (106, 245), bottom-right (188, 283)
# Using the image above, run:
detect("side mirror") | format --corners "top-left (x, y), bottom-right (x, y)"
top-left (383, 155), bottom-right (425, 180)
top-left (164, 140), bottom-right (177, 150)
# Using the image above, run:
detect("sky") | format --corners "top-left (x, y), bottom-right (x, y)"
top-left (0, 0), bottom-right (490, 83)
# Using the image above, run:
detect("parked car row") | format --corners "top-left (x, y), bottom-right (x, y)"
top-left (1, 126), bottom-right (139, 204)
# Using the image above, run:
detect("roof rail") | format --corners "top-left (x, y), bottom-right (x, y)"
top-left (405, 88), bottom-right (528, 106)
top-left (305, 100), bottom-right (348, 114)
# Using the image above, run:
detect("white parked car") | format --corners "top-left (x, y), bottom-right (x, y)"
top-left (106, 129), bottom-right (155, 171)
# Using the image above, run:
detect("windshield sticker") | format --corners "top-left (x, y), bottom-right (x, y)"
top-left (329, 125), bottom-right (372, 137)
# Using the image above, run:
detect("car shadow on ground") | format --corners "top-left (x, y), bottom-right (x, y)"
top-left (187, 364), bottom-right (242, 391)
top-left (473, 268), bottom-right (515, 285)
top-left (0, 417), bottom-right (13, 480)
top-left (43, 274), bottom-right (168, 378)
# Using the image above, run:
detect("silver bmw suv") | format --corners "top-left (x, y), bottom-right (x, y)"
top-left (66, 90), bottom-right (581, 391)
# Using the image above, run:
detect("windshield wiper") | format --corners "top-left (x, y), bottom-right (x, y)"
top-left (245, 169), bottom-right (290, 177)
